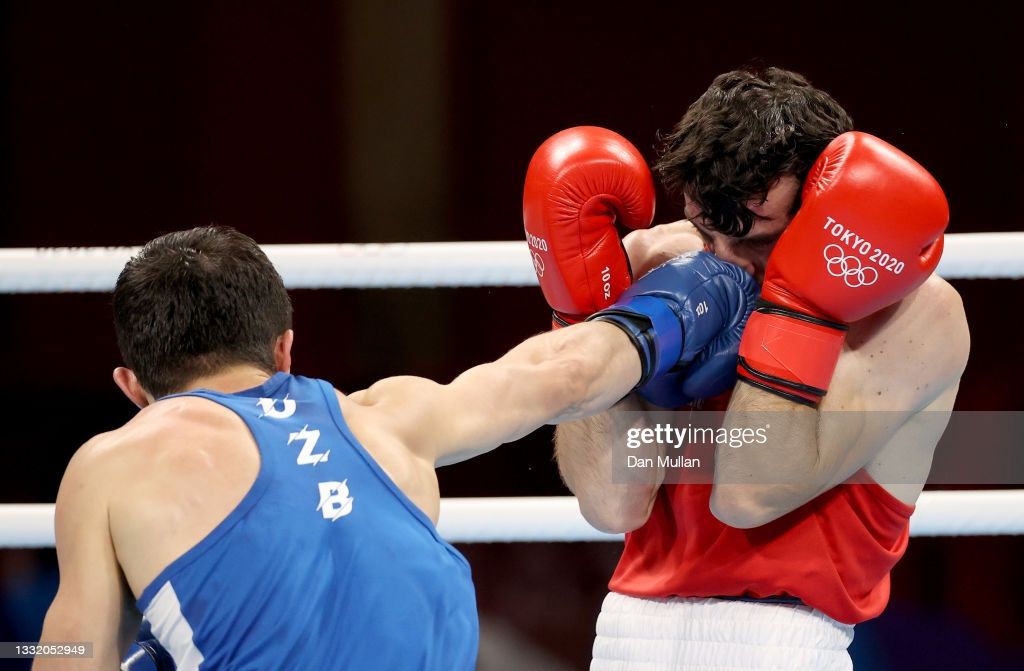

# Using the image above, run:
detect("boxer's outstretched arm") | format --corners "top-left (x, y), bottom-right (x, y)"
top-left (349, 321), bottom-right (642, 467)
top-left (550, 223), bottom-right (733, 533)
top-left (554, 395), bottom-right (664, 533)
top-left (35, 440), bottom-right (139, 670)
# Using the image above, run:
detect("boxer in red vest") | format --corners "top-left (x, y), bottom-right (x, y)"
top-left (527, 66), bottom-right (969, 670)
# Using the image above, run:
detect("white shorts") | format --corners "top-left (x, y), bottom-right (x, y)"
top-left (592, 593), bottom-right (855, 671)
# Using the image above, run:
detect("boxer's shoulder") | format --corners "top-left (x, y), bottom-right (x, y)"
top-left (871, 273), bottom-right (966, 358)
top-left (848, 274), bottom-right (964, 346)
top-left (342, 376), bottom-right (439, 437)
top-left (896, 272), bottom-right (964, 318)
top-left (91, 398), bottom-right (261, 591)
top-left (902, 274), bottom-right (969, 386)
top-left (334, 383), bottom-right (412, 453)
top-left (333, 384), bottom-right (442, 520)
top-left (68, 396), bottom-right (256, 501)
top-left (115, 396), bottom-right (249, 455)
top-left (832, 274), bottom-right (968, 411)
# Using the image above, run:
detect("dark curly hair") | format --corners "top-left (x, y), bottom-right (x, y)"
top-left (656, 66), bottom-right (853, 237)
top-left (113, 226), bottom-right (293, 398)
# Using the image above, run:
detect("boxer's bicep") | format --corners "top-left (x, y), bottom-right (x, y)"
top-left (820, 279), bottom-right (968, 490)
top-left (366, 323), bottom-right (641, 465)
top-left (426, 356), bottom-right (588, 465)
top-left (859, 382), bottom-right (960, 504)
top-left (350, 356), bottom-right (578, 466)
top-left (554, 395), bottom-right (664, 533)
top-left (713, 372), bottom-right (918, 527)
top-left (37, 443), bottom-right (136, 670)
top-left (439, 323), bottom-right (645, 464)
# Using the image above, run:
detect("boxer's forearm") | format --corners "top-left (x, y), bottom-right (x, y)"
top-left (541, 321), bottom-right (643, 423)
top-left (555, 394), bottom-right (663, 533)
top-left (710, 381), bottom-right (825, 528)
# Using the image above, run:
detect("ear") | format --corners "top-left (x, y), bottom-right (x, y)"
top-left (113, 367), bottom-right (154, 409)
top-left (274, 329), bottom-right (294, 373)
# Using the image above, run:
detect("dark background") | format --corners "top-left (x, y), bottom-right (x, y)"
top-left (1, 2), bottom-right (1022, 669)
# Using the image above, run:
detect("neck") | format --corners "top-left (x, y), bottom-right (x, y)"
top-left (180, 365), bottom-right (279, 395)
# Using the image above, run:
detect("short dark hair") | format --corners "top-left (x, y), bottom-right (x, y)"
top-left (113, 226), bottom-right (293, 398)
top-left (656, 66), bottom-right (854, 237)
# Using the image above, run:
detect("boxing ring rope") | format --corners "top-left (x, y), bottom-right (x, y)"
top-left (1, 232), bottom-right (1022, 545)
top-left (1, 232), bottom-right (1023, 292)
top-left (2, 490), bottom-right (1023, 548)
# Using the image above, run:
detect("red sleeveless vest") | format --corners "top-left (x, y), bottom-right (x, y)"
top-left (609, 398), bottom-right (914, 624)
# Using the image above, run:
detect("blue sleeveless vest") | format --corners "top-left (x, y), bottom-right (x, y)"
top-left (135, 373), bottom-right (478, 670)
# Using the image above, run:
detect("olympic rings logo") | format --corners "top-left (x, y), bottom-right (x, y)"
top-left (532, 252), bottom-right (545, 278)
top-left (823, 244), bottom-right (878, 288)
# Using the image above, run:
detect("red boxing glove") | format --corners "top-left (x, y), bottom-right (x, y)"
top-left (738, 132), bottom-right (948, 405)
top-left (523, 126), bottom-right (655, 327)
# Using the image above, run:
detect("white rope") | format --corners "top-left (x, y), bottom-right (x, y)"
top-left (1, 504), bottom-right (57, 548)
top-left (905, 489), bottom-right (1024, 536)
top-left (1, 233), bottom-right (1021, 293)
top-left (0, 242), bottom-right (536, 293)
top-left (438, 496), bottom-right (609, 542)
top-left (2, 491), bottom-right (1021, 548)
top-left (938, 232), bottom-right (1024, 278)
